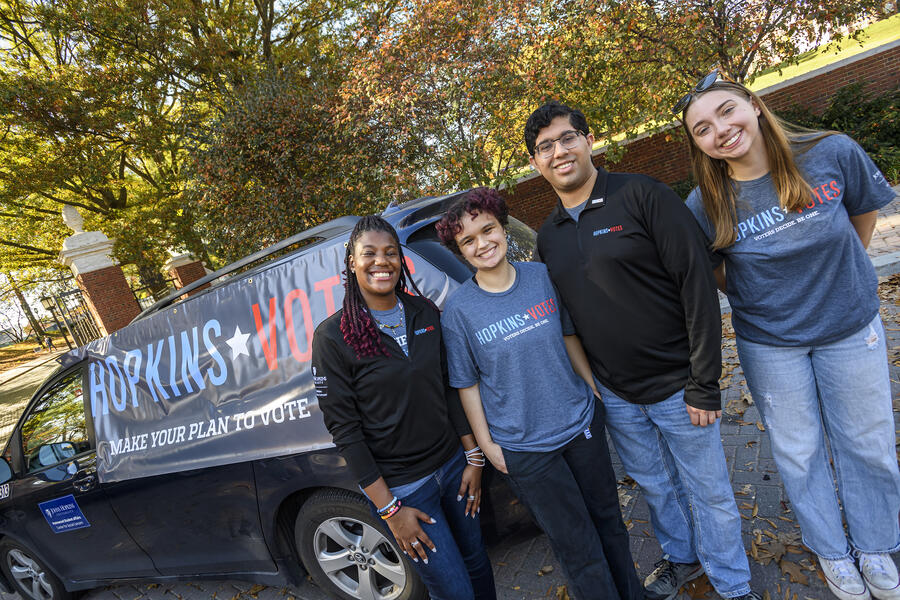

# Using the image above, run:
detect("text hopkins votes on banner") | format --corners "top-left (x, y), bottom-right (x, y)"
top-left (80, 237), bottom-right (457, 483)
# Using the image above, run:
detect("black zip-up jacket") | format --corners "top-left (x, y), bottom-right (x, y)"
top-left (310, 292), bottom-right (470, 488)
top-left (536, 168), bottom-right (722, 411)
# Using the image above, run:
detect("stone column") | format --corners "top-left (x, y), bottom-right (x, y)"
top-left (163, 252), bottom-right (210, 296)
top-left (57, 206), bottom-right (140, 335)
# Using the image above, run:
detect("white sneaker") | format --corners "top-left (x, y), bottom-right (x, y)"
top-left (859, 553), bottom-right (900, 600)
top-left (819, 556), bottom-right (872, 600)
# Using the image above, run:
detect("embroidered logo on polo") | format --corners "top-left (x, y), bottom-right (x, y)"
top-left (593, 225), bottom-right (623, 236)
top-left (473, 299), bottom-right (557, 345)
top-left (413, 325), bottom-right (435, 336)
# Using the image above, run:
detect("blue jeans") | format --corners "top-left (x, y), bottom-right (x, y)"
top-left (736, 314), bottom-right (900, 559)
top-left (500, 404), bottom-right (643, 600)
top-left (598, 384), bottom-right (751, 598)
top-left (375, 450), bottom-right (496, 600)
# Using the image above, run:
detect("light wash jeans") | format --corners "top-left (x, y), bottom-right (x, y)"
top-left (735, 314), bottom-right (900, 559)
top-left (598, 384), bottom-right (751, 598)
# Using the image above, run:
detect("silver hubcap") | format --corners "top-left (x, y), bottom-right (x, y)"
top-left (313, 517), bottom-right (407, 600)
top-left (8, 549), bottom-right (54, 600)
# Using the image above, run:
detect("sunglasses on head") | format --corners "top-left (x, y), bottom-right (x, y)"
top-left (671, 69), bottom-right (724, 115)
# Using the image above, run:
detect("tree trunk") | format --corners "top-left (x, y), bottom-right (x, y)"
top-left (6, 272), bottom-right (46, 345)
top-left (137, 262), bottom-right (170, 302)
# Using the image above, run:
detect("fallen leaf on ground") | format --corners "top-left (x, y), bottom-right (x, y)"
top-left (780, 559), bottom-right (810, 585)
top-left (684, 573), bottom-right (715, 599)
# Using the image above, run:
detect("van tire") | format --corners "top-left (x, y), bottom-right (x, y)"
top-left (295, 489), bottom-right (426, 600)
top-left (0, 540), bottom-right (73, 600)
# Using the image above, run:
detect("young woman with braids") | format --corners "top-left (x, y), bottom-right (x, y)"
top-left (310, 215), bottom-right (496, 600)
top-left (677, 73), bottom-right (900, 600)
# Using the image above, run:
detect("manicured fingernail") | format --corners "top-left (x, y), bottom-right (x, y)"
top-left (429, 518), bottom-right (436, 523)
top-left (431, 546), bottom-right (437, 553)
top-left (412, 557), bottom-right (418, 563)
top-left (457, 494), bottom-right (462, 501)
top-left (423, 558), bottom-right (428, 565)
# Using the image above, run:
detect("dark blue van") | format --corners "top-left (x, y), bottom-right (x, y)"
top-left (0, 193), bottom-right (536, 600)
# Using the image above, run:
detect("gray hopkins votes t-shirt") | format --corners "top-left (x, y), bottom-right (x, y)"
top-left (441, 261), bottom-right (594, 452)
top-left (686, 134), bottom-right (896, 346)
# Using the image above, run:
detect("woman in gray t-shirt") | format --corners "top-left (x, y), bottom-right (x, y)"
top-left (436, 188), bottom-right (643, 600)
top-left (677, 73), bottom-right (900, 600)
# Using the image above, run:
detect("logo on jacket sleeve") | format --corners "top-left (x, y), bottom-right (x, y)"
top-left (414, 325), bottom-right (435, 336)
top-left (312, 366), bottom-right (327, 398)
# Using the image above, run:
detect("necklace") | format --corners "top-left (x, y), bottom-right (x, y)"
top-left (373, 302), bottom-right (404, 330)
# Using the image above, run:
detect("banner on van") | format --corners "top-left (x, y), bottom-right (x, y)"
top-left (81, 236), bottom-right (458, 483)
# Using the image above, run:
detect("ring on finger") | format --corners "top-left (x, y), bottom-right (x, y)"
top-left (468, 495), bottom-right (475, 500)
top-left (410, 540), bottom-right (420, 547)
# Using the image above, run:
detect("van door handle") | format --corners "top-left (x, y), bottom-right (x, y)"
top-left (72, 470), bottom-right (97, 492)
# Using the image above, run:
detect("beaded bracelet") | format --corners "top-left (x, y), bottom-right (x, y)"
top-left (465, 446), bottom-right (485, 467)
top-left (380, 500), bottom-right (402, 520)
top-left (377, 496), bottom-right (401, 520)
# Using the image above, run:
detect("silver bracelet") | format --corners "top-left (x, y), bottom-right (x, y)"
top-left (465, 446), bottom-right (485, 467)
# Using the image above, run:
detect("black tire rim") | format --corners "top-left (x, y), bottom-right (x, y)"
top-left (313, 517), bottom-right (407, 600)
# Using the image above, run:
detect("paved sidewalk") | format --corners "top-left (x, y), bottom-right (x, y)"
top-left (1, 195), bottom-right (900, 600)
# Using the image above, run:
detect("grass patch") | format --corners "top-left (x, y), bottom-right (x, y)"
top-left (0, 332), bottom-right (67, 374)
top-left (750, 14), bottom-right (900, 91)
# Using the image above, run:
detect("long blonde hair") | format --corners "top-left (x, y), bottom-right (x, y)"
top-left (681, 81), bottom-right (831, 250)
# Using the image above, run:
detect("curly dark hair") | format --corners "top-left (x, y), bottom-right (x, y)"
top-left (523, 101), bottom-right (589, 156)
top-left (435, 187), bottom-right (509, 256)
top-left (340, 215), bottom-right (426, 358)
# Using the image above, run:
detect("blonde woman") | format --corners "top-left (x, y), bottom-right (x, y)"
top-left (678, 72), bottom-right (900, 600)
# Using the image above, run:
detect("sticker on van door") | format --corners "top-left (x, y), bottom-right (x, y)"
top-left (0, 483), bottom-right (9, 500)
top-left (38, 494), bottom-right (90, 533)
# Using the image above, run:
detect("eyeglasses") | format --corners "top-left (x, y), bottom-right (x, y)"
top-left (532, 130), bottom-right (585, 159)
top-left (672, 70), bottom-right (720, 115)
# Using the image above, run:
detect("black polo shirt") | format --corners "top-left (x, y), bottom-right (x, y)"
top-left (536, 168), bottom-right (722, 411)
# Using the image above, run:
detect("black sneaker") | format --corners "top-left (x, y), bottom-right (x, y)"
top-left (726, 593), bottom-right (762, 600)
top-left (643, 559), bottom-right (704, 600)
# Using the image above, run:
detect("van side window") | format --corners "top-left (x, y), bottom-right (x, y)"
top-left (21, 371), bottom-right (90, 474)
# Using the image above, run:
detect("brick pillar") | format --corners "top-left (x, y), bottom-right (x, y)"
top-left (58, 219), bottom-right (140, 336)
top-left (74, 266), bottom-right (141, 334)
top-left (163, 253), bottom-right (210, 296)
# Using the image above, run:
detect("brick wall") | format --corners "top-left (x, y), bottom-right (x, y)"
top-left (170, 261), bottom-right (210, 296)
top-left (506, 42), bottom-right (900, 229)
top-left (76, 266), bottom-right (141, 335)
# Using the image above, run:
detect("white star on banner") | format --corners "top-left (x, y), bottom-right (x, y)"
top-left (522, 313), bottom-right (530, 320)
top-left (226, 326), bottom-right (251, 359)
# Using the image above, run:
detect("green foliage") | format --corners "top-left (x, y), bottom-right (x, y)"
top-left (191, 68), bottom-right (389, 262)
top-left (778, 83), bottom-right (900, 183)
top-left (0, 0), bottom-right (891, 282)
top-left (670, 174), bottom-right (698, 201)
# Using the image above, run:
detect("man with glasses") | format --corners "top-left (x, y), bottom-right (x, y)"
top-left (524, 101), bottom-right (758, 600)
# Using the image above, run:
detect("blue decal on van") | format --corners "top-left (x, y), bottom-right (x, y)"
top-left (39, 494), bottom-right (90, 533)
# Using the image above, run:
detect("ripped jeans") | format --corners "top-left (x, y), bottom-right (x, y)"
top-left (736, 314), bottom-right (900, 559)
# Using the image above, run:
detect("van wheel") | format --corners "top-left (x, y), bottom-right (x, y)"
top-left (0, 540), bottom-right (72, 600)
top-left (295, 489), bottom-right (426, 600)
